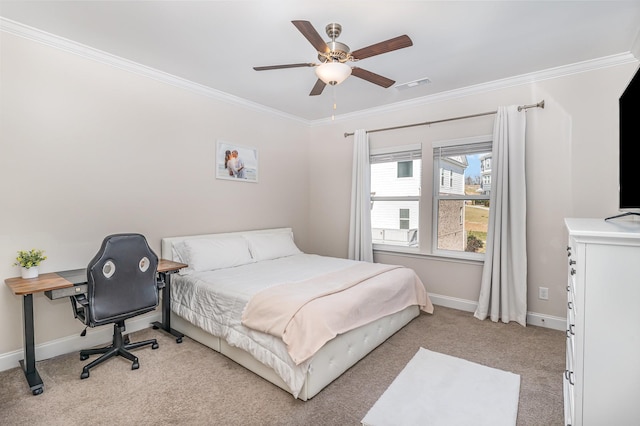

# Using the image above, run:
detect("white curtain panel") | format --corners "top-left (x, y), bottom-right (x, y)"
top-left (474, 106), bottom-right (528, 326)
top-left (348, 129), bottom-right (373, 262)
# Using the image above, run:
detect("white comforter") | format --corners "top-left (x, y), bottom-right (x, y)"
top-left (242, 262), bottom-right (431, 365)
top-left (171, 254), bottom-right (429, 398)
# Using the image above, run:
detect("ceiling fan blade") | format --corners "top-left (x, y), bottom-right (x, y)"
top-left (309, 79), bottom-right (326, 96)
top-left (351, 35), bottom-right (413, 60)
top-left (351, 67), bottom-right (395, 88)
top-left (292, 20), bottom-right (330, 54)
top-left (253, 63), bottom-right (316, 71)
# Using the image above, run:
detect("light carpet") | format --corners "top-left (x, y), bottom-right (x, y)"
top-left (362, 347), bottom-right (521, 426)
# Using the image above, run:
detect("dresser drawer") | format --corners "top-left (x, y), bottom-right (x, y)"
top-left (563, 370), bottom-right (574, 426)
top-left (567, 283), bottom-right (576, 322)
top-left (565, 337), bottom-right (575, 425)
top-left (566, 326), bottom-right (575, 363)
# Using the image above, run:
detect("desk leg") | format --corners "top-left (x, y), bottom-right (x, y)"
top-left (20, 294), bottom-right (44, 395)
top-left (152, 271), bottom-right (184, 343)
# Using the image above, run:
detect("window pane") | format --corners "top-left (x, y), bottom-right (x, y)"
top-left (433, 140), bottom-right (491, 257)
top-left (371, 201), bottom-right (419, 246)
top-left (436, 199), bottom-right (489, 253)
top-left (371, 153), bottom-right (421, 248)
top-left (371, 160), bottom-right (421, 197)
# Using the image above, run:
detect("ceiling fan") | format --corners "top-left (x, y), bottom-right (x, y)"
top-left (253, 20), bottom-right (413, 96)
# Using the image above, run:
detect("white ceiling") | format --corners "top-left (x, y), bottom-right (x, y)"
top-left (1, 1), bottom-right (639, 121)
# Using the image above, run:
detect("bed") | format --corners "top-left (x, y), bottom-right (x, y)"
top-left (161, 228), bottom-right (433, 400)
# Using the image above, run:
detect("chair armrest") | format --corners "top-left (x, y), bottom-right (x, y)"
top-left (70, 294), bottom-right (88, 323)
top-left (74, 294), bottom-right (88, 306)
top-left (156, 277), bottom-right (165, 290)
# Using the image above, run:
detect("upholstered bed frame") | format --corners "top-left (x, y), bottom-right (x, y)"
top-left (161, 228), bottom-right (420, 400)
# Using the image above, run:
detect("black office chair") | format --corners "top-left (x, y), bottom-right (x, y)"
top-left (71, 233), bottom-right (164, 379)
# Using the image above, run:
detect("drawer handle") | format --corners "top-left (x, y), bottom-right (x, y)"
top-left (565, 370), bottom-right (575, 386)
top-left (568, 301), bottom-right (573, 310)
top-left (570, 268), bottom-right (576, 275)
top-left (567, 285), bottom-right (571, 292)
top-left (566, 324), bottom-right (575, 336)
top-left (569, 259), bottom-right (576, 265)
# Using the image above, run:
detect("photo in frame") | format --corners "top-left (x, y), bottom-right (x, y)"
top-left (216, 140), bottom-right (258, 182)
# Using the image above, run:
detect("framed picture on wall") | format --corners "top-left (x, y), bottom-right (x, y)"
top-left (216, 140), bottom-right (259, 183)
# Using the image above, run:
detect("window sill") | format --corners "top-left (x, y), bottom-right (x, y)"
top-left (373, 245), bottom-right (484, 265)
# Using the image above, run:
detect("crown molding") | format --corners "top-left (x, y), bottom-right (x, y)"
top-left (0, 17), bottom-right (308, 125)
top-left (631, 27), bottom-right (640, 60)
top-left (2, 17), bottom-right (637, 127)
top-left (313, 51), bottom-right (639, 126)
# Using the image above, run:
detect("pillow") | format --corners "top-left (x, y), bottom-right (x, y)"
top-left (172, 242), bottom-right (194, 275)
top-left (245, 232), bottom-right (302, 262)
top-left (176, 237), bottom-right (253, 273)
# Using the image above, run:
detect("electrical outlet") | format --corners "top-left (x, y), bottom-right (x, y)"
top-left (539, 287), bottom-right (549, 300)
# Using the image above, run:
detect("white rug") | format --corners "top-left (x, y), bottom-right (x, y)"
top-left (362, 348), bottom-right (520, 426)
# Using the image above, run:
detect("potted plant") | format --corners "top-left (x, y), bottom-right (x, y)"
top-left (14, 249), bottom-right (47, 279)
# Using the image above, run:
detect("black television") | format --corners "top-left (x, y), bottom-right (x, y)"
top-left (607, 66), bottom-right (640, 220)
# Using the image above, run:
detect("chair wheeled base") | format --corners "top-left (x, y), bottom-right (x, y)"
top-left (79, 321), bottom-right (158, 379)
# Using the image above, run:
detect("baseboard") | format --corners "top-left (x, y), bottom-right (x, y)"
top-left (525, 312), bottom-right (566, 331)
top-left (428, 293), bottom-right (479, 313)
top-left (428, 293), bottom-right (566, 331)
top-left (0, 311), bottom-right (161, 373)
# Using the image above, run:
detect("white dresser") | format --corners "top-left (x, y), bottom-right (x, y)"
top-left (564, 218), bottom-right (640, 426)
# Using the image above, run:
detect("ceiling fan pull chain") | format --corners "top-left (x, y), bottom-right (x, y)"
top-left (332, 86), bottom-right (338, 121)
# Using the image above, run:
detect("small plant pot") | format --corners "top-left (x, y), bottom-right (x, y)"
top-left (21, 267), bottom-right (39, 279)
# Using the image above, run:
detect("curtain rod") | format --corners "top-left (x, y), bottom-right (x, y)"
top-left (343, 100), bottom-right (545, 138)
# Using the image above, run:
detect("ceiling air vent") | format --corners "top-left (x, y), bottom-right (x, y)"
top-left (395, 77), bottom-right (431, 90)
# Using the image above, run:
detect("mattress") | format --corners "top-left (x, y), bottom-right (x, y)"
top-left (161, 229), bottom-right (431, 399)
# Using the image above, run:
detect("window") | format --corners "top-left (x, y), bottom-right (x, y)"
top-left (397, 161), bottom-right (413, 178)
top-left (432, 137), bottom-right (492, 259)
top-left (370, 145), bottom-right (421, 247)
top-left (399, 209), bottom-right (410, 229)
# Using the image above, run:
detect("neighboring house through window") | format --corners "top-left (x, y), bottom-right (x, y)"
top-left (432, 136), bottom-right (492, 259)
top-left (479, 153), bottom-right (492, 195)
top-left (370, 144), bottom-right (421, 247)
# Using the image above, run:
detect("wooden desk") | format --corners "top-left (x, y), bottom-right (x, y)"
top-left (152, 260), bottom-right (188, 343)
top-left (4, 259), bottom-right (187, 395)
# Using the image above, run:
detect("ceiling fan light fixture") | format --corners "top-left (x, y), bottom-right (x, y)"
top-left (315, 62), bottom-right (352, 86)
